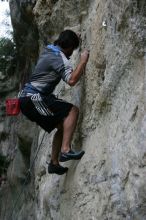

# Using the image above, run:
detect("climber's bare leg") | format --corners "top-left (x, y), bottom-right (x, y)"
top-left (51, 106), bottom-right (79, 164)
top-left (49, 123), bottom-right (68, 175)
top-left (51, 123), bottom-right (63, 165)
top-left (61, 106), bottom-right (79, 153)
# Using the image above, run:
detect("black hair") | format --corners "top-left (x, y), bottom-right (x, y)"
top-left (54, 30), bottom-right (79, 50)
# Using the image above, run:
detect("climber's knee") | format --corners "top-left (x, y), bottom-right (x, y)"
top-left (71, 105), bottom-right (79, 116)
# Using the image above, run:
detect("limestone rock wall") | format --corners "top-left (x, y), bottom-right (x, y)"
top-left (0, 0), bottom-right (146, 220)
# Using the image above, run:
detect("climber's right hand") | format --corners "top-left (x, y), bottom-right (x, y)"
top-left (80, 50), bottom-right (89, 64)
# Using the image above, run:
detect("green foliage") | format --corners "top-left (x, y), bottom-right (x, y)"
top-left (0, 37), bottom-right (14, 56)
top-left (0, 37), bottom-right (16, 76)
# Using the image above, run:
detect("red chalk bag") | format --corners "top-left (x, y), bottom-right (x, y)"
top-left (5, 98), bottom-right (20, 116)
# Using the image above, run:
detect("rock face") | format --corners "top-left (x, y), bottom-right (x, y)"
top-left (0, 0), bottom-right (146, 219)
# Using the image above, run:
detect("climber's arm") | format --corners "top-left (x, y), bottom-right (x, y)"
top-left (68, 50), bottom-right (89, 86)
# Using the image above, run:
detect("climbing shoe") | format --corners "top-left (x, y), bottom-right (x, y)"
top-left (59, 150), bottom-right (85, 162)
top-left (48, 162), bottom-right (68, 175)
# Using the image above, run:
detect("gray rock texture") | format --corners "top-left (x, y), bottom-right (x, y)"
top-left (0, 0), bottom-right (146, 219)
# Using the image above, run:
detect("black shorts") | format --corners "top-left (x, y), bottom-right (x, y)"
top-left (19, 94), bottom-right (73, 133)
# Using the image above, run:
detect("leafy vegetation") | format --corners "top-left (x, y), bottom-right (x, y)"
top-left (0, 37), bottom-right (16, 76)
top-left (0, 0), bottom-right (16, 76)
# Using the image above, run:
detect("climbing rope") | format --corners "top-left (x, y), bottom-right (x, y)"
top-left (7, 131), bottom-right (46, 220)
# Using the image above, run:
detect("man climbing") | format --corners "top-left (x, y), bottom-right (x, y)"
top-left (19, 30), bottom-right (89, 175)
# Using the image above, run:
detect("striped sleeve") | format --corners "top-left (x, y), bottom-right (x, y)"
top-left (58, 52), bottom-right (73, 83)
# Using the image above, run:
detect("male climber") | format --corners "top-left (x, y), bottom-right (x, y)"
top-left (19, 30), bottom-right (89, 175)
